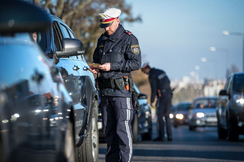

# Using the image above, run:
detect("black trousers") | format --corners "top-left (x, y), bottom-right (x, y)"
top-left (101, 96), bottom-right (133, 162)
top-left (156, 92), bottom-right (172, 139)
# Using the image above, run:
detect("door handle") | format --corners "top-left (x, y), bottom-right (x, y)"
top-left (73, 65), bottom-right (80, 71)
top-left (83, 66), bottom-right (90, 71)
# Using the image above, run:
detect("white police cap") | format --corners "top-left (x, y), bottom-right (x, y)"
top-left (141, 62), bottom-right (150, 69)
top-left (97, 8), bottom-right (121, 28)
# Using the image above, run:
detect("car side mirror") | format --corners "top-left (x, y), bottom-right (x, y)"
top-left (138, 93), bottom-right (147, 99)
top-left (56, 38), bottom-right (84, 58)
top-left (219, 89), bottom-right (227, 96)
top-left (219, 89), bottom-right (231, 99)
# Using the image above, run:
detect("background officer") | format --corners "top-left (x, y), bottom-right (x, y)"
top-left (89, 8), bottom-right (141, 162)
top-left (141, 62), bottom-right (173, 141)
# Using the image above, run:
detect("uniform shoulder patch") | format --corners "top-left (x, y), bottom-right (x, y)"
top-left (131, 45), bottom-right (140, 55)
top-left (125, 30), bottom-right (133, 35)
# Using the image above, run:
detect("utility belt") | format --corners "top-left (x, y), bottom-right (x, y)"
top-left (157, 88), bottom-right (171, 97)
top-left (96, 74), bottom-right (134, 92)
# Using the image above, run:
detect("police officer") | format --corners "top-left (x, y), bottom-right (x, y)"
top-left (141, 62), bottom-right (173, 141)
top-left (89, 8), bottom-right (141, 162)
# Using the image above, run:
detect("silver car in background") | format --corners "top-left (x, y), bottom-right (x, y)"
top-left (188, 97), bottom-right (218, 131)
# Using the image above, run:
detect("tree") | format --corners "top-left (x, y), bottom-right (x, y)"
top-left (38, 0), bottom-right (142, 63)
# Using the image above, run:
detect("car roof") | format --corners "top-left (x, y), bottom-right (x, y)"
top-left (49, 14), bottom-right (63, 22)
top-left (233, 72), bottom-right (244, 76)
top-left (177, 101), bottom-right (191, 105)
top-left (193, 96), bottom-right (219, 101)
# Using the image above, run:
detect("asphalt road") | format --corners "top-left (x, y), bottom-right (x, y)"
top-left (98, 118), bottom-right (244, 162)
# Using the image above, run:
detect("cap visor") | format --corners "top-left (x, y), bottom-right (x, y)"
top-left (100, 22), bottom-right (113, 28)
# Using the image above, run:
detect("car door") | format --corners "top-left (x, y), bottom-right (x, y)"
top-left (219, 76), bottom-right (232, 126)
top-left (52, 19), bottom-right (98, 146)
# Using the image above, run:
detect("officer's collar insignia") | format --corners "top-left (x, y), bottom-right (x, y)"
top-left (99, 45), bottom-right (104, 48)
top-left (125, 30), bottom-right (133, 35)
top-left (131, 45), bottom-right (140, 55)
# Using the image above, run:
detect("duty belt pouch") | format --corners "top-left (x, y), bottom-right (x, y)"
top-left (114, 78), bottom-right (124, 90)
top-left (110, 77), bottom-right (115, 89)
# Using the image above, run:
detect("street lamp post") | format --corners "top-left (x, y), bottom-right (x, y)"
top-left (222, 31), bottom-right (244, 71)
top-left (201, 57), bottom-right (217, 80)
top-left (210, 46), bottom-right (228, 78)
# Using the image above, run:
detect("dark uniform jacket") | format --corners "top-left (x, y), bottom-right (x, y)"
top-left (93, 24), bottom-right (141, 97)
top-left (149, 68), bottom-right (171, 103)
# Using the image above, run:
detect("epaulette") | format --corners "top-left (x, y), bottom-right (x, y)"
top-left (125, 30), bottom-right (133, 35)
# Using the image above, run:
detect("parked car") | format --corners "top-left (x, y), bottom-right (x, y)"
top-left (0, 1), bottom-right (75, 161)
top-left (216, 72), bottom-right (244, 141)
top-left (188, 96), bottom-right (218, 131)
top-left (35, 13), bottom-right (99, 161)
top-left (134, 85), bottom-right (152, 141)
top-left (169, 104), bottom-right (176, 124)
top-left (173, 101), bottom-right (191, 127)
top-left (98, 84), bottom-right (152, 143)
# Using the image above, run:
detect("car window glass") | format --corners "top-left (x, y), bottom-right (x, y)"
top-left (224, 77), bottom-right (230, 90)
top-left (227, 76), bottom-right (233, 94)
top-left (68, 29), bottom-right (76, 38)
top-left (177, 103), bottom-right (191, 111)
top-left (133, 85), bottom-right (140, 94)
top-left (59, 23), bottom-right (71, 38)
top-left (36, 31), bottom-right (47, 52)
top-left (193, 98), bottom-right (218, 108)
top-left (234, 74), bottom-right (244, 92)
top-left (53, 21), bottom-right (62, 51)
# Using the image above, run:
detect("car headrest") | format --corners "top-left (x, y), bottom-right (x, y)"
top-left (0, 0), bottom-right (51, 33)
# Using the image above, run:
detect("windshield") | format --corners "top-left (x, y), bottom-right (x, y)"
top-left (134, 84), bottom-right (140, 94)
top-left (177, 103), bottom-right (191, 111)
top-left (234, 74), bottom-right (244, 92)
top-left (192, 98), bottom-right (217, 108)
top-left (36, 31), bottom-right (47, 52)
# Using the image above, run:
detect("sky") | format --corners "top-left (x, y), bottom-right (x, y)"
top-left (123, 0), bottom-right (244, 82)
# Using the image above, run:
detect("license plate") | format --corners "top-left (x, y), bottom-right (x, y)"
top-left (98, 122), bottom-right (103, 130)
top-left (206, 118), bottom-right (217, 122)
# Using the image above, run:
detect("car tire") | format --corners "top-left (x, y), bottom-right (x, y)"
top-left (227, 117), bottom-right (239, 141)
top-left (76, 103), bottom-right (99, 162)
top-left (189, 125), bottom-right (196, 131)
top-left (217, 119), bottom-right (227, 139)
top-left (141, 122), bottom-right (152, 141)
top-left (132, 113), bottom-right (139, 143)
top-left (84, 104), bottom-right (99, 162)
top-left (64, 119), bottom-right (75, 162)
top-left (173, 119), bottom-right (178, 128)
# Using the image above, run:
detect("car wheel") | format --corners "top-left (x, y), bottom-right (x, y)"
top-left (141, 121), bottom-right (152, 141)
top-left (227, 117), bottom-right (239, 141)
top-left (85, 105), bottom-right (99, 162)
top-left (64, 119), bottom-right (75, 162)
top-left (76, 103), bottom-right (99, 162)
top-left (0, 134), bottom-right (4, 162)
top-left (189, 125), bottom-right (196, 131)
top-left (132, 113), bottom-right (138, 143)
top-left (217, 119), bottom-right (227, 139)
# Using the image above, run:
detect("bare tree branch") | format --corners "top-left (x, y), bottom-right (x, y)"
top-left (56, 0), bottom-right (64, 17)
top-left (44, 0), bottom-right (51, 10)
top-left (62, 0), bottom-right (92, 22)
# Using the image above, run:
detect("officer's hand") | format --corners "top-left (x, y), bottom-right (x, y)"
top-left (99, 63), bottom-right (110, 71)
top-left (89, 66), bottom-right (100, 74)
top-left (150, 103), bottom-right (155, 108)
